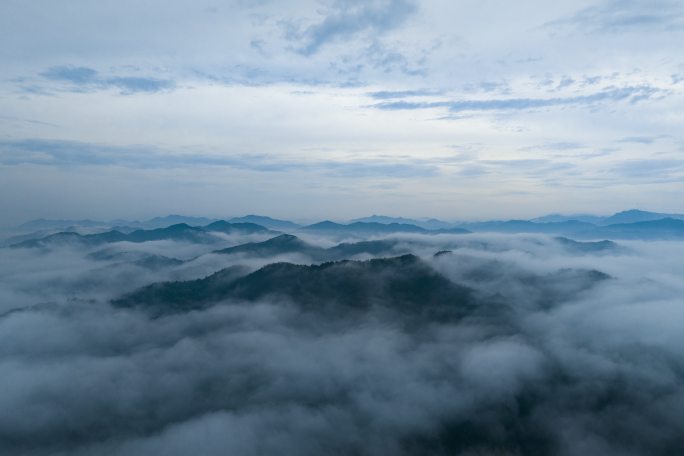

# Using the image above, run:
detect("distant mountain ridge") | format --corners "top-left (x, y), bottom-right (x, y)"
top-left (300, 221), bottom-right (470, 235)
top-left (532, 209), bottom-right (684, 226)
top-left (351, 215), bottom-right (454, 230)
top-left (17, 218), bottom-right (117, 231)
top-left (16, 215), bottom-right (220, 231)
top-left (11, 221), bottom-right (277, 248)
top-left (455, 219), bottom-right (596, 234)
top-left (601, 209), bottom-right (684, 225)
top-left (303, 220), bottom-right (425, 233)
top-left (213, 233), bottom-right (320, 257)
top-left (338, 210), bottom-right (684, 238)
top-left (14, 214), bottom-right (303, 235)
top-left (228, 215), bottom-right (301, 230)
top-left (211, 233), bottom-right (409, 261)
top-left (11, 209), bottom-right (684, 243)
top-left (578, 218), bottom-right (684, 239)
top-left (531, 214), bottom-right (605, 224)
top-left (204, 233), bottom-right (626, 263)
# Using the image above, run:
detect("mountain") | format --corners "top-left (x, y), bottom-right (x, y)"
top-left (553, 237), bottom-right (621, 253)
top-left (326, 239), bottom-right (404, 258)
top-left (301, 221), bottom-right (428, 234)
top-left (531, 213), bottom-right (604, 224)
top-left (11, 221), bottom-right (275, 248)
top-left (141, 215), bottom-right (219, 229)
top-left (421, 218), bottom-right (458, 230)
top-left (301, 221), bottom-right (342, 231)
top-left (112, 265), bottom-right (251, 315)
top-left (581, 218), bottom-right (684, 239)
top-left (87, 250), bottom-right (184, 269)
top-left (17, 218), bottom-right (111, 231)
top-left (351, 215), bottom-right (455, 230)
top-left (600, 209), bottom-right (684, 225)
top-left (12, 231), bottom-right (128, 248)
top-left (430, 227), bottom-right (472, 234)
top-left (1, 228), bottom-right (76, 247)
top-left (211, 234), bottom-right (406, 261)
top-left (457, 219), bottom-right (596, 234)
top-left (453, 216), bottom-right (684, 240)
top-left (203, 220), bottom-right (274, 235)
top-left (113, 254), bottom-right (474, 319)
top-left (124, 224), bottom-right (208, 243)
top-left (228, 215), bottom-right (300, 231)
top-left (531, 209), bottom-right (684, 226)
top-left (14, 215), bottom-right (218, 232)
top-left (213, 234), bottom-right (322, 257)
top-left (16, 211), bottom-right (684, 245)
top-left (352, 215), bottom-right (424, 225)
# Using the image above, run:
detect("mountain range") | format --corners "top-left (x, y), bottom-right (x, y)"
top-left (8, 209), bottom-right (684, 247)
top-left (531, 209), bottom-right (684, 225)
top-left (351, 215), bottom-right (455, 230)
top-left (11, 221), bottom-right (276, 248)
top-left (227, 215), bottom-right (301, 230)
top-left (300, 221), bottom-right (470, 235)
top-left (211, 233), bottom-right (408, 262)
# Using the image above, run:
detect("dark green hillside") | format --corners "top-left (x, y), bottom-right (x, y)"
top-left (114, 254), bottom-right (474, 319)
top-left (213, 233), bottom-right (321, 257)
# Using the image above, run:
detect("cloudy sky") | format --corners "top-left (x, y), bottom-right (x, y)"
top-left (1, 0), bottom-right (683, 225)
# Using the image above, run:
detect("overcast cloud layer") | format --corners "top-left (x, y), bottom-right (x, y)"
top-left (1, 0), bottom-right (683, 224)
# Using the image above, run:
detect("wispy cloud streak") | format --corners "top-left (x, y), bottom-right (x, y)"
top-left (38, 66), bottom-right (175, 94)
top-left (372, 86), bottom-right (665, 112)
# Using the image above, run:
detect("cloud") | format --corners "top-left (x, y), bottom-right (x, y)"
top-left (37, 65), bottom-right (175, 94)
top-left (1, 233), bottom-right (684, 455)
top-left (321, 159), bottom-right (438, 178)
top-left (363, 44), bottom-right (419, 75)
top-left (609, 158), bottom-right (684, 179)
top-left (287, 0), bottom-right (417, 56)
top-left (617, 136), bottom-right (657, 144)
top-left (105, 76), bottom-right (175, 93)
top-left (0, 115), bottom-right (60, 129)
top-left (40, 66), bottom-right (99, 84)
top-left (0, 139), bottom-right (228, 168)
top-left (372, 85), bottom-right (666, 113)
top-left (0, 139), bottom-right (438, 178)
top-left (366, 89), bottom-right (441, 100)
top-left (462, 80), bottom-right (511, 94)
top-left (520, 141), bottom-right (585, 151)
top-left (548, 0), bottom-right (684, 33)
top-left (2, 2), bottom-right (684, 223)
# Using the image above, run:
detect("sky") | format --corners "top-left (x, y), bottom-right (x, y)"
top-left (1, 0), bottom-right (683, 225)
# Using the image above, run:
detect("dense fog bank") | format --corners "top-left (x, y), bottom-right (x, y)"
top-left (1, 232), bottom-right (683, 455)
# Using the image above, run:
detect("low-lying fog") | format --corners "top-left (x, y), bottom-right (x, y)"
top-left (1, 231), bottom-right (683, 455)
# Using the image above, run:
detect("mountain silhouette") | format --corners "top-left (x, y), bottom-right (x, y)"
top-left (228, 215), bottom-right (300, 230)
top-left (579, 218), bottom-right (684, 239)
top-left (11, 221), bottom-right (275, 248)
top-left (553, 237), bottom-right (620, 253)
top-left (210, 234), bottom-right (406, 261)
top-left (213, 233), bottom-right (320, 257)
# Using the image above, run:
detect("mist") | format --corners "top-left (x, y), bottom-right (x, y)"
top-left (1, 231), bottom-right (683, 455)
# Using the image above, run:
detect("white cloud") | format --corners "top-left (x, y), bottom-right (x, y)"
top-left (0, 0), bottom-right (683, 221)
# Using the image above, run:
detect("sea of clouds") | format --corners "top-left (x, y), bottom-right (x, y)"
top-left (1, 233), bottom-right (683, 455)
